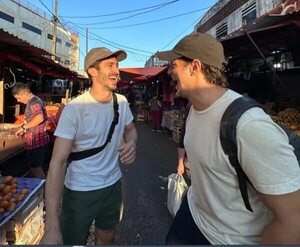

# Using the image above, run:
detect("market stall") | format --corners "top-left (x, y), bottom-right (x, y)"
top-left (161, 110), bottom-right (185, 144)
top-left (14, 103), bottom-right (63, 143)
top-left (0, 124), bottom-right (25, 164)
top-left (271, 107), bottom-right (300, 136)
top-left (0, 176), bottom-right (45, 245)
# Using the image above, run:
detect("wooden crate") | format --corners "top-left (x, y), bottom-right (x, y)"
top-left (6, 201), bottom-right (44, 244)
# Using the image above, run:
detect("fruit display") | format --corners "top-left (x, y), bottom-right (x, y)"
top-left (0, 176), bottom-right (29, 218)
top-left (272, 108), bottom-right (300, 130)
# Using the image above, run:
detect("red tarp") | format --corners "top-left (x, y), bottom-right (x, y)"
top-left (119, 67), bottom-right (168, 85)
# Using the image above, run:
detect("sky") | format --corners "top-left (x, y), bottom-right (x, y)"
top-left (29, 0), bottom-right (218, 69)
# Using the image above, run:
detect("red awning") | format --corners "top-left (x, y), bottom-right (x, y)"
top-left (120, 67), bottom-right (167, 76)
top-left (119, 67), bottom-right (168, 83)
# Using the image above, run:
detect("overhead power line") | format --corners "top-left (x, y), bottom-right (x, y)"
top-left (36, 1), bottom-right (152, 57)
top-left (69, 22), bottom-right (154, 55)
top-left (160, 17), bottom-right (201, 50)
top-left (37, 0), bottom-right (180, 56)
top-left (60, 0), bottom-right (180, 18)
top-left (74, 2), bottom-right (178, 26)
top-left (37, 0), bottom-right (86, 58)
top-left (38, 0), bottom-right (53, 17)
top-left (85, 6), bottom-right (212, 29)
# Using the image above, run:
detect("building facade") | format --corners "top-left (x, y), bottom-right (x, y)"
top-left (194, 0), bottom-right (283, 38)
top-left (194, 0), bottom-right (300, 105)
top-left (145, 54), bottom-right (169, 68)
top-left (0, 0), bottom-right (79, 71)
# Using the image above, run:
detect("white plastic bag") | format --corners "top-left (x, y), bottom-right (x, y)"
top-left (167, 173), bottom-right (188, 217)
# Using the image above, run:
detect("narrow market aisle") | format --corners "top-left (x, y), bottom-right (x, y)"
top-left (115, 122), bottom-right (178, 244)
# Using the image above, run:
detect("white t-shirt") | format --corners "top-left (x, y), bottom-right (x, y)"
top-left (54, 91), bottom-right (133, 191)
top-left (185, 89), bottom-right (300, 244)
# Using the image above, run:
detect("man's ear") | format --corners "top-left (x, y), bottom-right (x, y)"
top-left (87, 67), bottom-right (97, 77)
top-left (190, 59), bottom-right (201, 76)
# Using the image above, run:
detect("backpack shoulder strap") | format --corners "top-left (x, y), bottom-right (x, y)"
top-left (220, 96), bottom-right (264, 212)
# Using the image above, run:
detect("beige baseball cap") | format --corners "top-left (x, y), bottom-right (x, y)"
top-left (84, 47), bottom-right (127, 72)
top-left (157, 33), bottom-right (226, 70)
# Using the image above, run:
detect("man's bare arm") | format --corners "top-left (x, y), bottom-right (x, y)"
top-left (119, 122), bottom-right (137, 164)
top-left (260, 189), bottom-right (300, 244)
top-left (177, 147), bottom-right (186, 175)
top-left (40, 137), bottom-right (73, 244)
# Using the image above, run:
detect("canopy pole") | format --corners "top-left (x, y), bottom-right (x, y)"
top-left (244, 30), bottom-right (296, 106)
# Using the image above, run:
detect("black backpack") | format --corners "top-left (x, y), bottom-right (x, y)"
top-left (220, 97), bottom-right (300, 212)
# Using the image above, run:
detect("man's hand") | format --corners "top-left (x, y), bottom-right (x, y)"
top-left (39, 229), bottom-right (63, 244)
top-left (177, 161), bottom-right (185, 175)
top-left (119, 140), bottom-right (136, 164)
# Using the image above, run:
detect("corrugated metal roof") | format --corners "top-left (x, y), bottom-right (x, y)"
top-left (0, 28), bottom-right (78, 79)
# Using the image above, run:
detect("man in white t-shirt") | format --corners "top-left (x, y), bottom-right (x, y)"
top-left (41, 47), bottom-right (137, 245)
top-left (157, 33), bottom-right (300, 244)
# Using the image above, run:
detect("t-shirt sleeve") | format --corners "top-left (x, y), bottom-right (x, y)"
top-left (54, 105), bottom-right (77, 140)
top-left (237, 114), bottom-right (300, 195)
top-left (124, 99), bottom-right (134, 125)
top-left (30, 100), bottom-right (44, 118)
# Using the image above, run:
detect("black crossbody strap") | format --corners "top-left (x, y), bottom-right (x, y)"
top-left (69, 93), bottom-right (119, 161)
top-left (220, 97), bottom-right (264, 213)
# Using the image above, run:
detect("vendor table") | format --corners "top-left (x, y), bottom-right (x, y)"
top-left (0, 178), bottom-right (45, 245)
top-left (0, 178), bottom-right (45, 228)
top-left (0, 124), bottom-right (25, 164)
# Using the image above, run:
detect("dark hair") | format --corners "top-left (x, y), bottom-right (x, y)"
top-left (12, 83), bottom-right (31, 96)
top-left (181, 57), bottom-right (228, 87)
top-left (201, 63), bottom-right (228, 87)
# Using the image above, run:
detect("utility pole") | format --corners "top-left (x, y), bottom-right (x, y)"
top-left (86, 28), bottom-right (89, 55)
top-left (51, 0), bottom-right (58, 61)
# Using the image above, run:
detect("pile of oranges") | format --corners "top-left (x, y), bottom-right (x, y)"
top-left (0, 176), bottom-right (29, 214)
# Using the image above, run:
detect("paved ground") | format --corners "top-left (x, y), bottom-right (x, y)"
top-left (114, 122), bottom-right (178, 244)
top-left (1, 120), bottom-right (180, 245)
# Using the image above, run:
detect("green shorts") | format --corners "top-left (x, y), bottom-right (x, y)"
top-left (59, 179), bottom-right (123, 245)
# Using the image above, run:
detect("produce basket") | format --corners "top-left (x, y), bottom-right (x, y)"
top-left (0, 177), bottom-right (45, 227)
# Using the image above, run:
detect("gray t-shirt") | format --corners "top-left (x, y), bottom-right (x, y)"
top-left (185, 89), bottom-right (300, 244)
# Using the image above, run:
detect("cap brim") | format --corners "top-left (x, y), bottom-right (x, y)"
top-left (111, 50), bottom-right (127, 62)
top-left (156, 50), bottom-right (181, 61)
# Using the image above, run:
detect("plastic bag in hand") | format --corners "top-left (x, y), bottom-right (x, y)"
top-left (167, 173), bottom-right (188, 217)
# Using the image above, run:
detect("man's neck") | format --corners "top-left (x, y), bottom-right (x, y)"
top-left (89, 86), bottom-right (113, 103)
top-left (189, 86), bottom-right (227, 111)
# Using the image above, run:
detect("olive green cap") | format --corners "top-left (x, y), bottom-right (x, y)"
top-left (157, 33), bottom-right (226, 70)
